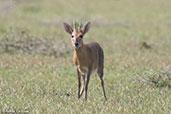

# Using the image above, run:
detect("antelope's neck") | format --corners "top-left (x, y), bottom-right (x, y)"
top-left (73, 44), bottom-right (86, 66)
top-left (74, 44), bottom-right (86, 57)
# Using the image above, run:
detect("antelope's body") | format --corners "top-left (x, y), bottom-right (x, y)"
top-left (74, 42), bottom-right (104, 75)
top-left (64, 21), bottom-right (107, 100)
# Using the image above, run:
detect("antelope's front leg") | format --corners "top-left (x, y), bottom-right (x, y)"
top-left (77, 68), bottom-right (81, 99)
top-left (85, 72), bottom-right (91, 100)
top-left (80, 75), bottom-right (85, 97)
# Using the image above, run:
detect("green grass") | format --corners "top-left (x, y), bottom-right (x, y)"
top-left (0, 0), bottom-right (171, 113)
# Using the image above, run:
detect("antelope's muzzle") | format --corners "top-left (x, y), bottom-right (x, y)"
top-left (74, 42), bottom-right (79, 47)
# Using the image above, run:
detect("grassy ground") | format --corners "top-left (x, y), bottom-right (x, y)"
top-left (0, 0), bottom-right (171, 113)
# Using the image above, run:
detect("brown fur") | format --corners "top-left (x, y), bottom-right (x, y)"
top-left (64, 21), bottom-right (107, 100)
top-left (73, 42), bottom-right (103, 74)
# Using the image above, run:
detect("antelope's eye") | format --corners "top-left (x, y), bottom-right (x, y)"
top-left (71, 35), bottom-right (74, 38)
top-left (80, 35), bottom-right (83, 38)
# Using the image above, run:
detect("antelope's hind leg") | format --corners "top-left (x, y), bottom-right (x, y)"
top-left (97, 69), bottom-right (107, 100)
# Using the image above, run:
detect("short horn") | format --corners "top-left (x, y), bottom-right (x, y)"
top-left (79, 20), bottom-right (82, 28)
top-left (73, 20), bottom-right (76, 29)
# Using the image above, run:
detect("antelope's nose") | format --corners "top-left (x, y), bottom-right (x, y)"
top-left (74, 43), bottom-right (78, 47)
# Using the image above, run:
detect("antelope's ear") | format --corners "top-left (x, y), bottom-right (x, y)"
top-left (63, 22), bottom-right (73, 34)
top-left (82, 22), bottom-right (91, 35)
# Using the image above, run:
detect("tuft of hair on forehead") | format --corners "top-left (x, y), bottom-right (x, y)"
top-left (72, 21), bottom-right (83, 30)
top-left (73, 28), bottom-right (82, 33)
top-left (78, 28), bottom-right (83, 33)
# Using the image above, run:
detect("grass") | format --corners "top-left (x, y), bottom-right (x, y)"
top-left (0, 0), bottom-right (171, 113)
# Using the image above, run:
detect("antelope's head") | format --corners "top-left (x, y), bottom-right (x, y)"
top-left (64, 21), bottom-right (91, 49)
